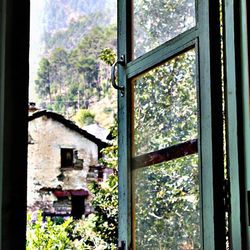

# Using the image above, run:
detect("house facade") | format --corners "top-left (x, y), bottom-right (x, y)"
top-left (28, 110), bottom-right (109, 218)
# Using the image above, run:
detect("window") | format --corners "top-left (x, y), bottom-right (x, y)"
top-left (117, 0), bottom-right (227, 249)
top-left (61, 148), bottom-right (83, 170)
top-left (87, 165), bottom-right (104, 182)
top-left (61, 148), bottom-right (74, 168)
top-left (53, 196), bottom-right (72, 215)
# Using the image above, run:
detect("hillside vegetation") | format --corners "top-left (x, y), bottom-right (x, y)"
top-left (34, 0), bottom-right (117, 128)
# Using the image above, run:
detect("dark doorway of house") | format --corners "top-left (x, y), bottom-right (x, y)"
top-left (71, 195), bottom-right (85, 219)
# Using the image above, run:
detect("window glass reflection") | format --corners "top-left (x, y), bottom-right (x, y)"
top-left (133, 50), bottom-right (197, 156)
top-left (133, 0), bottom-right (196, 58)
top-left (133, 154), bottom-right (201, 249)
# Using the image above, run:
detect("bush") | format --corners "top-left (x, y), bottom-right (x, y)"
top-left (26, 211), bottom-right (73, 250)
top-left (26, 211), bottom-right (116, 250)
top-left (73, 108), bottom-right (95, 126)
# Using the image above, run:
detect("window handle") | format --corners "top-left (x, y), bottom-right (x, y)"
top-left (111, 55), bottom-right (125, 96)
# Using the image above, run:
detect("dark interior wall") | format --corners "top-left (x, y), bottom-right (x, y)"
top-left (0, 0), bottom-right (29, 249)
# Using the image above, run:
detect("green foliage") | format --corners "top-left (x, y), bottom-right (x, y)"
top-left (99, 121), bottom-right (118, 170)
top-left (134, 0), bottom-right (195, 57)
top-left (132, 50), bottom-right (200, 249)
top-left (134, 156), bottom-right (200, 249)
top-left (26, 211), bottom-right (73, 250)
top-left (134, 51), bottom-right (197, 155)
top-left (35, 58), bottom-right (51, 101)
top-left (85, 122), bottom-right (118, 248)
top-left (99, 48), bottom-right (116, 66)
top-left (36, 22), bottom-right (116, 115)
top-left (26, 211), bottom-right (115, 250)
top-left (73, 109), bottom-right (95, 126)
top-left (88, 175), bottom-right (118, 248)
top-left (70, 214), bottom-right (116, 249)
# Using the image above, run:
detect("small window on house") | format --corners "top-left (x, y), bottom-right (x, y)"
top-left (61, 148), bottom-right (74, 168)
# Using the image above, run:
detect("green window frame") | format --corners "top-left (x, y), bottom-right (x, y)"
top-left (223, 0), bottom-right (247, 248)
top-left (117, 1), bottom-right (227, 249)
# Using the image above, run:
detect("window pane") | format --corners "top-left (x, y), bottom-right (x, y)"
top-left (133, 0), bottom-right (196, 58)
top-left (133, 50), bottom-right (197, 156)
top-left (133, 154), bottom-right (201, 249)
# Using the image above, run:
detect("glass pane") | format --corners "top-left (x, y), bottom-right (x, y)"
top-left (133, 0), bottom-right (196, 58)
top-left (133, 50), bottom-right (197, 156)
top-left (133, 154), bottom-right (201, 249)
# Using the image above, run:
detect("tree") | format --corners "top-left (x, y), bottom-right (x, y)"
top-left (134, 156), bottom-right (200, 249)
top-left (69, 24), bottom-right (116, 103)
top-left (35, 58), bottom-right (52, 102)
top-left (88, 174), bottom-right (118, 248)
top-left (73, 109), bottom-right (96, 126)
top-left (35, 22), bottom-right (117, 113)
top-left (87, 124), bottom-right (118, 248)
top-left (50, 48), bottom-right (69, 96)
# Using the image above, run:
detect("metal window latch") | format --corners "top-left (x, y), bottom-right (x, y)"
top-left (111, 55), bottom-right (125, 96)
top-left (118, 240), bottom-right (125, 250)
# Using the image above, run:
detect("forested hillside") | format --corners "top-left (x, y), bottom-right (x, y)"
top-left (42, 0), bottom-right (115, 34)
top-left (33, 0), bottom-right (117, 128)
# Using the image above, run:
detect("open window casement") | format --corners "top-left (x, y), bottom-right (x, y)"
top-left (116, 0), bottom-right (249, 249)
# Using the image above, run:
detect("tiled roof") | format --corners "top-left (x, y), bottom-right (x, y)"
top-left (83, 124), bottom-right (112, 143)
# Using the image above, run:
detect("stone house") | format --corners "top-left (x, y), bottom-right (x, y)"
top-left (27, 110), bottom-right (109, 219)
